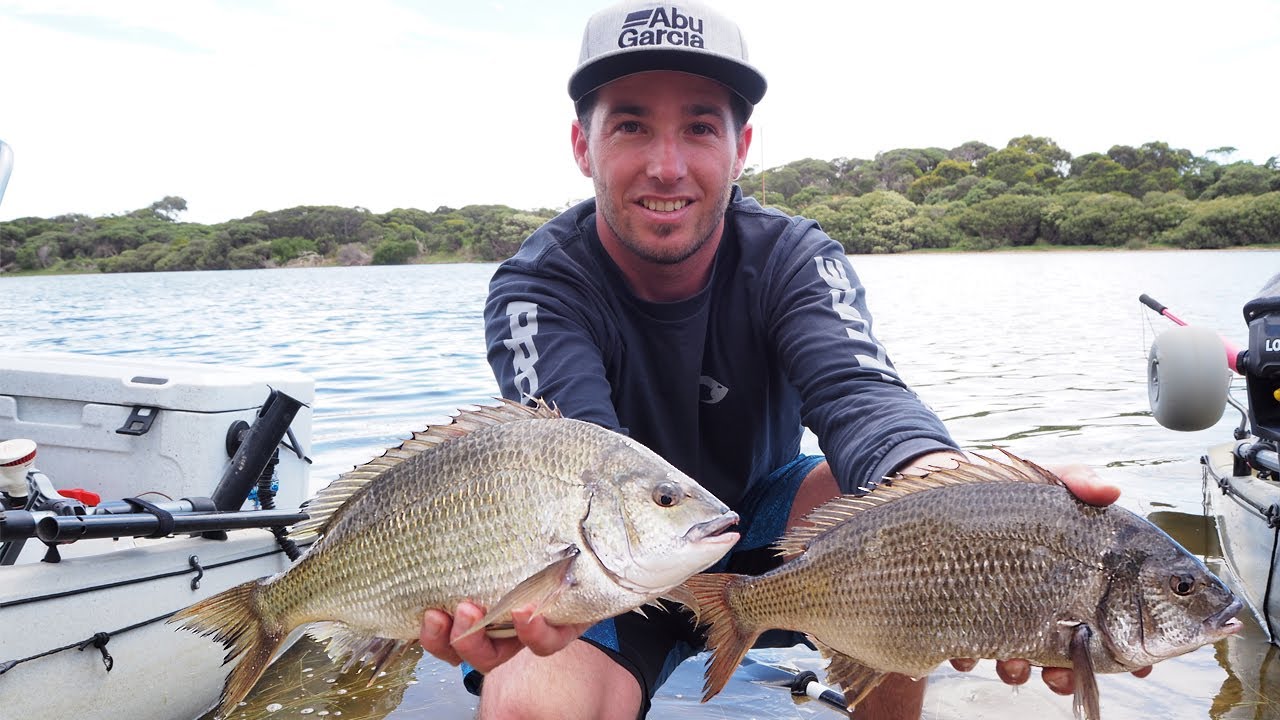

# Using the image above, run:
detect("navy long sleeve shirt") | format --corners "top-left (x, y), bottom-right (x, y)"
top-left (484, 187), bottom-right (956, 509)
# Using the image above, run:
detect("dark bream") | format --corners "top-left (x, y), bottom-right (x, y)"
top-left (679, 452), bottom-right (1242, 720)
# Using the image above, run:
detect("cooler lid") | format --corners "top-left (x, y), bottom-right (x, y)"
top-left (0, 352), bottom-right (315, 412)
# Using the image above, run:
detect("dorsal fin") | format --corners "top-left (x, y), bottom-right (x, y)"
top-left (290, 398), bottom-right (559, 541)
top-left (775, 450), bottom-right (1060, 557)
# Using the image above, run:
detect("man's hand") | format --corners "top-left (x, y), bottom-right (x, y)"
top-left (949, 462), bottom-right (1150, 692)
top-left (419, 601), bottom-right (590, 675)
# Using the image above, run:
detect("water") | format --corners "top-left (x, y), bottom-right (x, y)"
top-left (2, 249), bottom-right (1278, 719)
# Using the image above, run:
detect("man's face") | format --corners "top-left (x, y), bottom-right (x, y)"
top-left (572, 71), bottom-right (751, 267)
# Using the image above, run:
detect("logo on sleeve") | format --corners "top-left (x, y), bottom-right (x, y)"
top-left (812, 256), bottom-right (899, 382)
top-left (503, 301), bottom-right (541, 400)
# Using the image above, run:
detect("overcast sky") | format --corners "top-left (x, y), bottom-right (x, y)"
top-left (2, 0), bottom-right (1277, 224)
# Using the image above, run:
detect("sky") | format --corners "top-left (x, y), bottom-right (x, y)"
top-left (1, 0), bottom-right (1277, 225)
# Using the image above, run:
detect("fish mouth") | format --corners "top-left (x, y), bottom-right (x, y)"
top-left (1206, 598), bottom-right (1245, 637)
top-left (685, 511), bottom-right (739, 544)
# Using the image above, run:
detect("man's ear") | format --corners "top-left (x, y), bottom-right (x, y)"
top-left (571, 120), bottom-right (592, 178)
top-left (732, 123), bottom-right (753, 180)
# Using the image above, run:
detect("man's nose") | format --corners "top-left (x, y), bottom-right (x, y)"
top-left (646, 134), bottom-right (687, 184)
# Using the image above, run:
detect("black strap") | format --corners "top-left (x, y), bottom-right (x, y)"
top-left (122, 497), bottom-right (176, 538)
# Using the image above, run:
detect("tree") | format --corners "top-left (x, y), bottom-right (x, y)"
top-left (977, 136), bottom-right (1070, 188)
top-left (1200, 163), bottom-right (1275, 199)
top-left (955, 194), bottom-right (1048, 247)
top-left (148, 196), bottom-right (188, 221)
top-left (949, 141), bottom-right (996, 163)
top-left (1064, 154), bottom-right (1131, 195)
top-left (1051, 192), bottom-right (1147, 246)
top-left (271, 236), bottom-right (318, 265)
top-left (372, 238), bottom-right (420, 265)
top-left (1206, 147), bottom-right (1238, 161)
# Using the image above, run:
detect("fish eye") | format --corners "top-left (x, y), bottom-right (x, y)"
top-left (652, 481), bottom-right (683, 508)
top-left (1170, 573), bottom-right (1197, 596)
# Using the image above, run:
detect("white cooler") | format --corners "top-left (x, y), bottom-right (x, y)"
top-left (0, 351), bottom-right (314, 509)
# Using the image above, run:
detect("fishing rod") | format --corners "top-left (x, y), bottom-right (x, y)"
top-left (1140, 293), bottom-right (1244, 374)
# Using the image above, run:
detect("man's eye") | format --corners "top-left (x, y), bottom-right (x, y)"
top-left (690, 123), bottom-right (716, 136)
top-left (618, 121), bottom-right (641, 133)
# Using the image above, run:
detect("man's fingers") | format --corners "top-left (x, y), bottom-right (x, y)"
top-left (949, 658), bottom-right (978, 672)
top-left (423, 602), bottom-right (596, 673)
top-left (1053, 463), bottom-right (1120, 507)
top-left (419, 609), bottom-right (462, 666)
top-left (512, 605), bottom-right (589, 656)
top-left (995, 659), bottom-right (1031, 686)
top-left (1042, 667), bottom-right (1075, 696)
top-left (447, 602), bottom-right (527, 674)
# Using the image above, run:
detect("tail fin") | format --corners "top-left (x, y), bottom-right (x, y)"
top-left (169, 580), bottom-right (287, 716)
top-left (680, 573), bottom-right (760, 703)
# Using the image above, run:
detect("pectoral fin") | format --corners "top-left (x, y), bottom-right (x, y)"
top-left (1069, 624), bottom-right (1101, 720)
top-left (813, 639), bottom-right (887, 711)
top-left (454, 547), bottom-right (579, 642)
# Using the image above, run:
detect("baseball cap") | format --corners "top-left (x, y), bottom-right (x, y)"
top-left (568, 1), bottom-right (767, 106)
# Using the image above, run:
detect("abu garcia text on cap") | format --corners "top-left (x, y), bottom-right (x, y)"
top-left (617, 6), bottom-right (706, 49)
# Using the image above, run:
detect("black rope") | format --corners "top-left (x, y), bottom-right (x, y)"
top-left (1265, 524), bottom-right (1279, 643)
top-left (0, 547), bottom-right (285, 609)
top-left (0, 610), bottom-right (175, 676)
top-left (1211, 468), bottom-right (1280, 528)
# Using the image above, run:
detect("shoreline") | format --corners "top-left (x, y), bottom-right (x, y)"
top-left (3, 243), bottom-right (1278, 279)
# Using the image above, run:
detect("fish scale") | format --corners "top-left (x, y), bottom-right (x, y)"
top-left (680, 453), bottom-right (1243, 720)
top-left (171, 400), bottom-right (739, 717)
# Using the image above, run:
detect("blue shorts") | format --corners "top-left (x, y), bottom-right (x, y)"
top-left (462, 454), bottom-right (824, 715)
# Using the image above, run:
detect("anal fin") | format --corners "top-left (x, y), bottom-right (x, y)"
top-left (813, 639), bottom-right (888, 711)
top-left (306, 622), bottom-right (416, 684)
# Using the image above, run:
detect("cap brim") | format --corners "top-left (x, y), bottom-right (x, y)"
top-left (568, 48), bottom-right (766, 105)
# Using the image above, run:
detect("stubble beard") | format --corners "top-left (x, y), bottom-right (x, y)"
top-left (595, 177), bottom-right (733, 267)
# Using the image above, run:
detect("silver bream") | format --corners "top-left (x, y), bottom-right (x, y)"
top-left (173, 400), bottom-right (738, 716)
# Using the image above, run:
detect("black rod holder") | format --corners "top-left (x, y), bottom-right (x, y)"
top-left (209, 389), bottom-right (306, 512)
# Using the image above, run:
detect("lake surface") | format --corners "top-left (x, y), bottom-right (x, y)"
top-left (3, 249), bottom-right (1278, 719)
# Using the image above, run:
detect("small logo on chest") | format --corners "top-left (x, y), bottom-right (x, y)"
top-left (699, 375), bottom-right (728, 404)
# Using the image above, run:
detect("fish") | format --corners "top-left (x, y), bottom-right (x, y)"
top-left (171, 399), bottom-right (739, 717)
top-left (677, 452), bottom-right (1242, 720)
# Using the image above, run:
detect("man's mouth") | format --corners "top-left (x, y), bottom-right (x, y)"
top-left (641, 199), bottom-right (689, 212)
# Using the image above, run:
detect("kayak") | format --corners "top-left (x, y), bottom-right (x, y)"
top-left (1142, 271), bottom-right (1280, 645)
top-left (0, 351), bottom-right (315, 720)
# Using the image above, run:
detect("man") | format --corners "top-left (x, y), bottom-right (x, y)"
top-left (421, 1), bottom-right (1141, 717)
